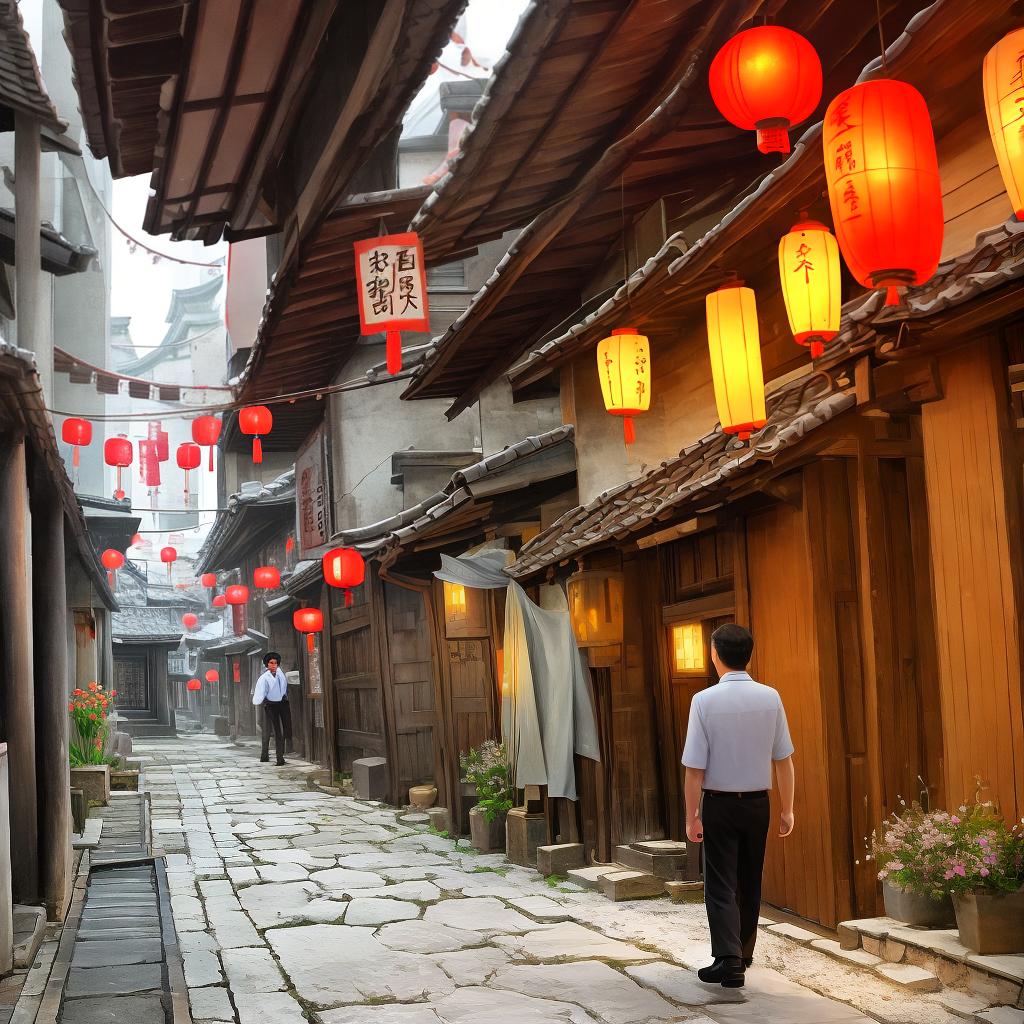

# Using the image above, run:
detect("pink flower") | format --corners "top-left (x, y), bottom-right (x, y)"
top-left (950, 816), bottom-right (961, 826)
top-left (980, 868), bottom-right (990, 877)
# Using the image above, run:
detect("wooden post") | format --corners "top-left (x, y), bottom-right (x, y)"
top-left (31, 471), bottom-right (72, 920)
top-left (0, 437), bottom-right (39, 902)
top-left (14, 114), bottom-right (44, 397)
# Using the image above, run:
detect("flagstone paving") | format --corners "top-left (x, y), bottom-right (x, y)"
top-left (136, 736), bottom-right (960, 1024)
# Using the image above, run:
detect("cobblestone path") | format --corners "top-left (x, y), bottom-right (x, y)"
top-left (137, 736), bottom-right (889, 1024)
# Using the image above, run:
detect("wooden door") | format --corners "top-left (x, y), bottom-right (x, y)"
top-left (113, 654), bottom-right (151, 714)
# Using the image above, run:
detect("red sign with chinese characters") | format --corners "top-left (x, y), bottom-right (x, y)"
top-left (353, 232), bottom-right (429, 375)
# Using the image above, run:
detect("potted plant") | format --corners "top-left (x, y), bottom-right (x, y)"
top-left (868, 803), bottom-right (957, 928)
top-left (460, 740), bottom-right (512, 853)
top-left (942, 801), bottom-right (1024, 954)
top-left (107, 756), bottom-right (140, 792)
top-left (69, 682), bottom-right (117, 805)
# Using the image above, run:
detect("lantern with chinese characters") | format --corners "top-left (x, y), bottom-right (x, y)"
top-left (191, 415), bottom-right (221, 471)
top-left (212, 594), bottom-right (227, 608)
top-left (596, 328), bottom-right (651, 444)
top-left (254, 565), bottom-right (280, 589)
top-left (186, 678), bottom-right (201, 692)
top-left (567, 566), bottom-right (624, 647)
top-left (205, 669), bottom-right (219, 683)
top-left (322, 547), bottom-right (365, 606)
top-left (182, 612), bottom-right (199, 631)
top-left (709, 25), bottom-right (822, 155)
top-left (823, 79), bottom-right (943, 306)
top-left (983, 28), bottom-right (1024, 221)
top-left (160, 545), bottom-right (177, 582)
top-left (778, 217), bottom-right (841, 359)
top-left (104, 434), bottom-right (133, 500)
top-left (225, 584), bottom-right (249, 605)
top-left (201, 572), bottom-right (217, 588)
top-left (101, 548), bottom-right (125, 588)
top-left (238, 405), bottom-right (272, 464)
top-left (353, 232), bottom-right (430, 374)
top-left (61, 418), bottom-right (92, 469)
top-left (293, 606), bottom-right (324, 653)
top-left (705, 282), bottom-right (767, 442)
top-left (176, 442), bottom-right (202, 505)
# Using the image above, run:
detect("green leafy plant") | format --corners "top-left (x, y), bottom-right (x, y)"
top-left (68, 681), bottom-right (116, 767)
top-left (459, 740), bottom-right (513, 823)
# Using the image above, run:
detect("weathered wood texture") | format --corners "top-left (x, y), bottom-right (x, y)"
top-left (922, 341), bottom-right (1024, 820)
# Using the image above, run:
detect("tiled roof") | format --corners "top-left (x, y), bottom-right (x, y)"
top-left (0, 0), bottom-right (65, 134)
top-left (111, 606), bottom-right (187, 643)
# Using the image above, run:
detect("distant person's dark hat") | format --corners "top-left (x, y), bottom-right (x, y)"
top-left (262, 651), bottom-right (282, 667)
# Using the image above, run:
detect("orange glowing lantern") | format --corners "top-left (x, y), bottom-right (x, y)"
top-left (983, 29), bottom-right (1024, 221)
top-left (705, 282), bottom-right (766, 442)
top-left (104, 434), bottom-right (133, 500)
top-left (212, 594), bottom-right (227, 608)
top-left (823, 79), bottom-right (943, 306)
top-left (293, 606), bottom-right (324, 653)
top-left (596, 328), bottom-right (651, 444)
top-left (238, 406), bottom-right (272, 464)
top-left (186, 678), bottom-right (201, 692)
top-left (205, 669), bottom-right (219, 683)
top-left (778, 216), bottom-right (841, 359)
top-left (101, 548), bottom-right (125, 588)
top-left (61, 417), bottom-right (92, 469)
top-left (709, 25), bottom-right (822, 155)
top-left (182, 612), bottom-right (199, 631)
top-left (191, 415), bottom-right (222, 471)
top-left (253, 565), bottom-right (280, 589)
top-left (322, 547), bottom-right (365, 606)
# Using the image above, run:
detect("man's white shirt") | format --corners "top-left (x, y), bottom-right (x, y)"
top-left (252, 668), bottom-right (288, 705)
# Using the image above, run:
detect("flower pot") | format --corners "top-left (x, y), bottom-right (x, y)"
top-left (882, 880), bottom-right (956, 929)
top-left (953, 889), bottom-right (1024, 954)
top-left (409, 784), bottom-right (437, 809)
top-left (469, 805), bottom-right (506, 853)
top-left (110, 769), bottom-right (139, 792)
top-left (70, 765), bottom-right (110, 806)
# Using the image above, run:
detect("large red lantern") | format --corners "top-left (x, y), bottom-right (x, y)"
top-left (293, 606), bottom-right (324, 653)
top-left (192, 415), bottom-right (222, 471)
top-left (205, 668), bottom-right (219, 683)
top-left (254, 565), bottom-right (280, 589)
top-left (160, 545), bottom-right (177, 582)
top-left (225, 584), bottom-right (249, 605)
top-left (139, 440), bottom-right (162, 492)
top-left (186, 678), bottom-right (201, 692)
top-left (709, 25), bottom-right (822, 155)
top-left (322, 547), bottom-right (365, 606)
top-left (823, 80), bottom-right (943, 306)
top-left (201, 572), bottom-right (217, 588)
top-left (176, 442), bottom-right (202, 506)
top-left (101, 548), bottom-right (125, 588)
top-left (182, 612), bottom-right (199, 631)
top-left (238, 406), bottom-right (272, 464)
top-left (104, 434), bottom-right (133, 500)
top-left (212, 594), bottom-right (227, 608)
top-left (61, 418), bottom-right (92, 468)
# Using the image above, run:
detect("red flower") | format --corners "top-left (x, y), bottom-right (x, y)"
top-left (88, 712), bottom-right (97, 721)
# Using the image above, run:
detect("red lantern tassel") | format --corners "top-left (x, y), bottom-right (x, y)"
top-left (623, 416), bottom-right (635, 445)
top-left (809, 340), bottom-right (825, 360)
top-left (885, 285), bottom-right (901, 307)
top-left (345, 590), bottom-right (353, 607)
top-left (183, 470), bottom-right (190, 508)
top-left (208, 446), bottom-right (214, 472)
top-left (386, 330), bottom-right (402, 375)
top-left (307, 632), bottom-right (315, 653)
top-left (73, 446), bottom-right (80, 468)
top-left (114, 467), bottom-right (124, 501)
top-left (252, 437), bottom-right (263, 464)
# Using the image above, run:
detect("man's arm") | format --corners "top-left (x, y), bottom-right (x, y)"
top-left (774, 755), bottom-right (795, 837)
top-left (684, 767), bottom-right (705, 844)
top-left (251, 674), bottom-right (267, 707)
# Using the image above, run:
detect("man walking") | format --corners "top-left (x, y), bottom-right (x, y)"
top-left (682, 623), bottom-right (796, 989)
top-left (253, 651), bottom-right (289, 766)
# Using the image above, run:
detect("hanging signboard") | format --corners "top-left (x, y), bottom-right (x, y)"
top-left (353, 231), bottom-right (430, 375)
top-left (296, 423), bottom-right (330, 557)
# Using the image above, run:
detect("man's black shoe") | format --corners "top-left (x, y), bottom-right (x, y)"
top-left (259, 756), bottom-right (269, 763)
top-left (697, 957), bottom-right (745, 987)
top-left (744, 957), bottom-right (753, 969)
top-left (276, 759), bottom-right (286, 766)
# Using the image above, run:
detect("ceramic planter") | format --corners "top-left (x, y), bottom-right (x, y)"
top-left (469, 804), bottom-right (506, 853)
top-left (409, 784), bottom-right (437, 809)
top-left (882, 880), bottom-right (956, 929)
top-left (70, 765), bottom-right (110, 806)
top-left (953, 889), bottom-right (1024, 954)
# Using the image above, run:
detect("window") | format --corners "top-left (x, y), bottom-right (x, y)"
top-left (443, 581), bottom-right (468, 624)
top-left (671, 622), bottom-right (705, 675)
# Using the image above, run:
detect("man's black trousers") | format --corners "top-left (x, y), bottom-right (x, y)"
top-left (701, 791), bottom-right (771, 961)
top-left (260, 700), bottom-right (288, 763)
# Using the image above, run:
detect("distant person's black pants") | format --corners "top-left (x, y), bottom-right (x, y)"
top-left (260, 700), bottom-right (287, 763)
top-left (702, 791), bottom-right (771, 961)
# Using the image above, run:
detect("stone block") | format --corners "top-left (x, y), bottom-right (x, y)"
top-left (863, 935), bottom-right (883, 956)
top-left (566, 865), bottom-right (620, 891)
top-left (767, 922), bottom-right (820, 945)
top-left (664, 880), bottom-right (704, 904)
top-left (836, 922), bottom-right (861, 951)
top-left (211, 716), bottom-right (231, 737)
top-left (810, 938), bottom-right (882, 967)
top-left (469, 806), bottom-right (505, 852)
top-left (113, 731), bottom-right (132, 756)
top-left (352, 757), bottom-right (388, 801)
top-left (882, 937), bottom-right (907, 963)
top-left (600, 870), bottom-right (665, 901)
top-left (974, 1009), bottom-right (1024, 1024)
top-left (71, 765), bottom-right (110, 806)
top-left (71, 789), bottom-right (87, 834)
top-left (536, 844), bottom-right (584, 876)
top-left (937, 991), bottom-right (991, 1019)
top-left (874, 962), bottom-right (941, 992)
top-left (504, 807), bottom-right (547, 867)
top-left (426, 807), bottom-right (450, 833)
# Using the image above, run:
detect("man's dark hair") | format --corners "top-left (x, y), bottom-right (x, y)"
top-left (711, 623), bottom-right (754, 670)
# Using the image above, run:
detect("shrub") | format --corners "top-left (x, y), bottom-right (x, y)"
top-left (459, 740), bottom-right (513, 823)
top-left (69, 681), bottom-right (117, 767)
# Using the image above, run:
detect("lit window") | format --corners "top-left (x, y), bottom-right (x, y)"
top-left (443, 581), bottom-right (467, 622)
top-left (672, 623), bottom-right (705, 674)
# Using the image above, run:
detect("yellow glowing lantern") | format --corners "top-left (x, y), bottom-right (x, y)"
top-left (567, 567), bottom-right (624, 647)
top-left (671, 623), bottom-right (706, 675)
top-left (443, 581), bottom-right (468, 623)
top-left (778, 217), bottom-right (841, 359)
top-left (705, 282), bottom-right (767, 442)
top-left (596, 327), bottom-right (651, 444)
top-left (983, 28), bottom-right (1024, 221)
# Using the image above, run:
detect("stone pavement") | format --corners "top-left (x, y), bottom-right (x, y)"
top-left (136, 735), bottom-right (954, 1024)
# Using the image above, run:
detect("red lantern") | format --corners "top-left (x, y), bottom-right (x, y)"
top-left (225, 584), bottom-right (249, 605)
top-left (161, 545), bottom-right (177, 582)
top-left (212, 594), bottom-right (227, 608)
top-left (139, 440), bottom-right (162, 491)
top-left (176, 442), bottom-right (202, 505)
top-left (192, 415), bottom-right (222, 471)
top-left (61, 418), bottom-right (92, 468)
top-left (322, 547), bottom-right (365, 607)
top-left (293, 606), bottom-right (324, 653)
top-left (101, 548), bottom-right (125, 588)
top-left (238, 406), bottom-right (272, 464)
top-left (186, 678), bottom-right (201, 692)
top-left (254, 565), bottom-right (280, 589)
top-left (104, 434), bottom-right (133, 500)
top-left (182, 612), bottom-right (199, 630)
top-left (201, 572), bottom-right (217, 588)
top-left (130, 533), bottom-right (144, 547)
top-left (205, 669), bottom-right (219, 683)
top-left (823, 79), bottom-right (943, 306)
top-left (709, 25), bottom-right (822, 155)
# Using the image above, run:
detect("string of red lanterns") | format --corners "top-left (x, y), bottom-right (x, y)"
top-left (191, 415), bottom-right (221, 471)
top-left (61, 418), bottom-right (92, 469)
top-left (104, 434), bottom-right (133, 500)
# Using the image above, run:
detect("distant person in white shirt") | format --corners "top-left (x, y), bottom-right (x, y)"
top-left (682, 623), bottom-right (796, 990)
top-left (252, 651), bottom-right (289, 766)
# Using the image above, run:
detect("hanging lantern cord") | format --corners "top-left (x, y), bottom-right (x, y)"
top-left (307, 632), bottom-right (315, 653)
top-left (344, 589), bottom-right (353, 608)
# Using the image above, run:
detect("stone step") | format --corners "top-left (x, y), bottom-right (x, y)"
top-left (613, 844), bottom-right (689, 879)
top-left (874, 962), bottom-right (942, 993)
top-left (664, 880), bottom-right (704, 903)
top-left (565, 865), bottom-right (622, 890)
top-left (600, 869), bottom-right (666, 902)
top-left (12, 905), bottom-right (46, 969)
